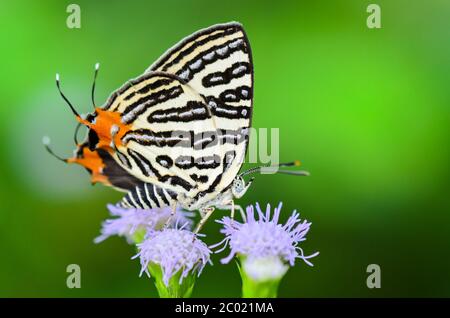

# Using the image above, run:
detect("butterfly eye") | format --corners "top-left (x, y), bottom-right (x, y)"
top-left (88, 129), bottom-right (100, 151)
top-left (85, 113), bottom-right (97, 124)
top-left (232, 177), bottom-right (244, 194)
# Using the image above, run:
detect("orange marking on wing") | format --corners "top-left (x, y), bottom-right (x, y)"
top-left (67, 147), bottom-right (110, 186)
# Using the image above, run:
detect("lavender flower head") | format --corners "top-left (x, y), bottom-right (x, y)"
top-left (214, 202), bottom-right (319, 281)
top-left (134, 226), bottom-right (212, 286)
top-left (94, 204), bottom-right (193, 244)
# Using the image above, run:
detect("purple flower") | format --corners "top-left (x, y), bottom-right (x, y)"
top-left (134, 226), bottom-right (212, 286)
top-left (213, 202), bottom-right (319, 274)
top-left (94, 204), bottom-right (194, 244)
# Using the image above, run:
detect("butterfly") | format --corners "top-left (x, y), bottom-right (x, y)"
top-left (45, 22), bottom-right (308, 232)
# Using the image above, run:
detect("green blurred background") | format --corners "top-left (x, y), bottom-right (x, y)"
top-left (0, 0), bottom-right (449, 297)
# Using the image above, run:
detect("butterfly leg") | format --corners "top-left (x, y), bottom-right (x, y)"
top-left (231, 200), bottom-right (235, 219)
top-left (234, 203), bottom-right (247, 221)
top-left (194, 207), bottom-right (215, 234)
top-left (218, 203), bottom-right (246, 222)
top-left (163, 201), bottom-right (178, 229)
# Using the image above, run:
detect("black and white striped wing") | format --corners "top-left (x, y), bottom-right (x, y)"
top-left (147, 22), bottom-right (254, 204)
top-left (104, 22), bottom-right (253, 208)
top-left (103, 72), bottom-right (220, 197)
top-left (119, 182), bottom-right (178, 210)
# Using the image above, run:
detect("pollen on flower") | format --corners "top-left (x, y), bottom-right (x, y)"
top-left (213, 202), bottom-right (319, 270)
top-left (94, 204), bottom-right (194, 244)
top-left (134, 228), bottom-right (212, 286)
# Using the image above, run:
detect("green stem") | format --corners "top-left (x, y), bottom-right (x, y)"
top-left (237, 258), bottom-right (285, 298)
top-left (148, 263), bottom-right (195, 298)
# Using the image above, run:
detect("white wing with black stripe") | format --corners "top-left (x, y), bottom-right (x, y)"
top-left (103, 22), bottom-right (253, 208)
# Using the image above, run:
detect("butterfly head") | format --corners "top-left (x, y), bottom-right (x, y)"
top-left (72, 108), bottom-right (130, 152)
top-left (55, 65), bottom-right (132, 154)
top-left (232, 176), bottom-right (253, 199)
top-left (50, 66), bottom-right (137, 190)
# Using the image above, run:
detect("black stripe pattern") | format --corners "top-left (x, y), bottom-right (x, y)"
top-left (120, 183), bottom-right (178, 209)
top-left (121, 84), bottom-right (183, 124)
top-left (202, 62), bottom-right (251, 88)
top-left (175, 37), bottom-right (247, 82)
top-left (153, 26), bottom-right (238, 72)
top-left (174, 155), bottom-right (221, 170)
top-left (122, 128), bottom-right (249, 149)
top-left (147, 98), bottom-right (251, 124)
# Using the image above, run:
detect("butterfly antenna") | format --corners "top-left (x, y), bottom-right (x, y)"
top-left (91, 62), bottom-right (100, 108)
top-left (272, 170), bottom-right (310, 176)
top-left (42, 136), bottom-right (67, 163)
top-left (239, 160), bottom-right (309, 177)
top-left (55, 73), bottom-right (81, 118)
